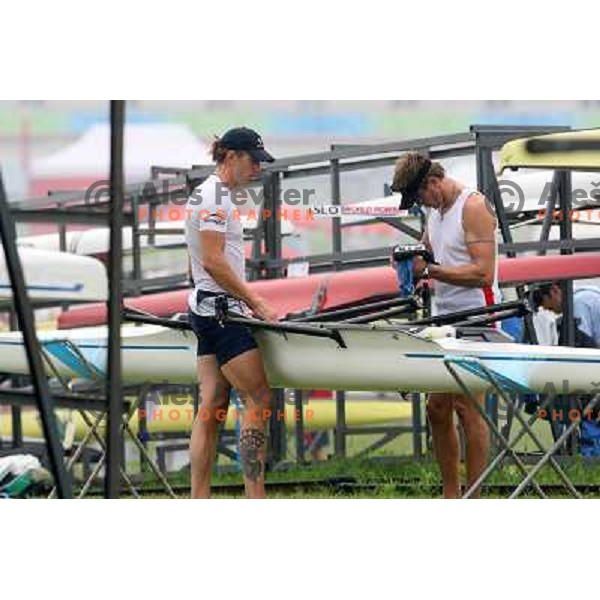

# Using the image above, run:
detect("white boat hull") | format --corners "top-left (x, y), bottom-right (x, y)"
top-left (1, 248), bottom-right (107, 305)
top-left (256, 326), bottom-right (600, 394)
top-left (1, 322), bottom-right (600, 395)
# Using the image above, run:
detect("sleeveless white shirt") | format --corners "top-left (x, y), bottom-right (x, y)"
top-left (427, 188), bottom-right (500, 316)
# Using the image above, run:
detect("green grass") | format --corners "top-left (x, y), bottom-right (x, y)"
top-left (65, 404), bottom-right (600, 499)
top-left (128, 451), bottom-right (600, 499)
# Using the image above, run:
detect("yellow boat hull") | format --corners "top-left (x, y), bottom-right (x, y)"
top-left (0, 399), bottom-right (412, 441)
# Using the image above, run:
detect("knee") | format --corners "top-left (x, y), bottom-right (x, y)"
top-left (427, 397), bottom-right (453, 427)
top-left (454, 398), bottom-right (485, 431)
top-left (240, 384), bottom-right (272, 411)
top-left (199, 389), bottom-right (230, 415)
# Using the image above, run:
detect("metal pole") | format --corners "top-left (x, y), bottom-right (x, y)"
top-left (557, 170), bottom-right (575, 347)
top-left (8, 310), bottom-right (23, 449)
top-left (268, 389), bottom-right (285, 467)
top-left (58, 202), bottom-right (67, 252)
top-left (537, 172), bottom-right (561, 256)
top-left (330, 157), bottom-right (342, 270)
top-left (294, 389), bottom-right (305, 464)
top-left (131, 194), bottom-right (142, 296)
top-left (105, 100), bottom-right (125, 499)
top-left (0, 173), bottom-right (72, 497)
top-left (249, 212), bottom-right (262, 282)
top-left (334, 391), bottom-right (347, 458)
top-left (263, 173), bottom-right (283, 280)
top-left (475, 133), bottom-right (538, 344)
top-left (410, 393), bottom-right (422, 458)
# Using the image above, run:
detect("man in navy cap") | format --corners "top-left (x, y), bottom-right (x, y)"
top-left (185, 127), bottom-right (277, 499)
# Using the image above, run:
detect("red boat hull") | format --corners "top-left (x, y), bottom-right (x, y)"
top-left (57, 253), bottom-right (600, 329)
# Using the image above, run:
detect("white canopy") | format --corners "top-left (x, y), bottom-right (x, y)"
top-left (31, 123), bottom-right (212, 182)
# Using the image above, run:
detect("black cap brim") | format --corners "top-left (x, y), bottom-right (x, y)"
top-left (248, 148), bottom-right (275, 163)
top-left (398, 190), bottom-right (419, 210)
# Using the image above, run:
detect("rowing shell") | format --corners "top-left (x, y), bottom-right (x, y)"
top-left (0, 247), bottom-right (107, 306)
top-left (1, 321), bottom-right (599, 394)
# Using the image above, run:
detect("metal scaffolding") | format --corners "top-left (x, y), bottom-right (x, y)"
top-left (2, 121), bottom-right (598, 496)
top-left (0, 100), bottom-right (126, 498)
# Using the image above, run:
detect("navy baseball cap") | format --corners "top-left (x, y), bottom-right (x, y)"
top-left (390, 158), bottom-right (431, 210)
top-left (220, 127), bottom-right (275, 163)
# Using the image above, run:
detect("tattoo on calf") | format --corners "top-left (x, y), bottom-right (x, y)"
top-left (239, 429), bottom-right (266, 483)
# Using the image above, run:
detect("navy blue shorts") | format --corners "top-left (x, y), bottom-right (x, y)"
top-left (188, 307), bottom-right (258, 367)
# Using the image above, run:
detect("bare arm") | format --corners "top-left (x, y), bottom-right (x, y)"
top-left (187, 255), bottom-right (193, 285)
top-left (428, 194), bottom-right (496, 288)
top-left (199, 230), bottom-right (277, 320)
top-left (421, 226), bottom-right (432, 253)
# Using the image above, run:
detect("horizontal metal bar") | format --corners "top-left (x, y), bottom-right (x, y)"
top-left (186, 133), bottom-right (474, 182)
top-left (150, 166), bottom-right (190, 176)
top-left (12, 178), bottom-right (191, 210)
top-left (5, 127), bottom-right (574, 213)
top-left (287, 245), bottom-right (391, 267)
top-left (412, 300), bottom-right (527, 326)
top-left (499, 238), bottom-right (600, 253)
top-left (123, 309), bottom-right (348, 347)
top-left (222, 316), bottom-right (346, 347)
top-left (123, 309), bottom-right (191, 330)
top-left (0, 387), bottom-right (109, 411)
top-left (470, 124), bottom-right (569, 135)
top-left (342, 303), bottom-right (417, 324)
top-left (450, 308), bottom-right (527, 328)
top-left (375, 216), bottom-right (422, 239)
top-left (278, 144), bottom-right (476, 180)
top-left (343, 426), bottom-right (415, 435)
top-left (291, 296), bottom-right (413, 322)
top-left (122, 273), bottom-right (188, 294)
top-left (12, 208), bottom-right (128, 225)
top-left (276, 238), bottom-right (600, 277)
top-left (134, 228), bottom-right (185, 236)
top-left (470, 124), bottom-right (571, 149)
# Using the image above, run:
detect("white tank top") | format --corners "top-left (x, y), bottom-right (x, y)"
top-left (427, 188), bottom-right (500, 316)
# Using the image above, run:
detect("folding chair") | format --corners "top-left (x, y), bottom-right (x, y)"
top-left (40, 339), bottom-right (176, 498)
top-left (443, 355), bottom-right (596, 499)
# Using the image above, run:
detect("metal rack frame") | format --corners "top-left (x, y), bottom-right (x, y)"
top-left (3, 121), bottom-right (599, 494)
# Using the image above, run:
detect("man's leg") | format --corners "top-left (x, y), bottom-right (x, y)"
top-left (427, 393), bottom-right (461, 498)
top-left (221, 349), bottom-right (272, 499)
top-left (454, 393), bottom-right (489, 499)
top-left (190, 355), bottom-right (231, 499)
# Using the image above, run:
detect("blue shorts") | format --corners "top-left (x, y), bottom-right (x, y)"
top-left (188, 309), bottom-right (258, 367)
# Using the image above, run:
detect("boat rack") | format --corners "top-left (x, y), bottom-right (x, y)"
top-left (3, 117), bottom-right (600, 497)
top-left (444, 356), bottom-right (600, 499)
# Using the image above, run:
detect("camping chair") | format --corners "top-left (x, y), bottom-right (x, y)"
top-left (39, 339), bottom-right (176, 498)
top-left (443, 355), bottom-right (596, 499)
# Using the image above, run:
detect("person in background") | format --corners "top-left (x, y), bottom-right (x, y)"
top-left (531, 282), bottom-right (599, 347)
top-left (531, 281), bottom-right (600, 456)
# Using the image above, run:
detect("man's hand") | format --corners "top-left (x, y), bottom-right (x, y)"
top-left (251, 296), bottom-right (279, 323)
top-left (393, 243), bottom-right (435, 264)
top-left (413, 255), bottom-right (428, 279)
